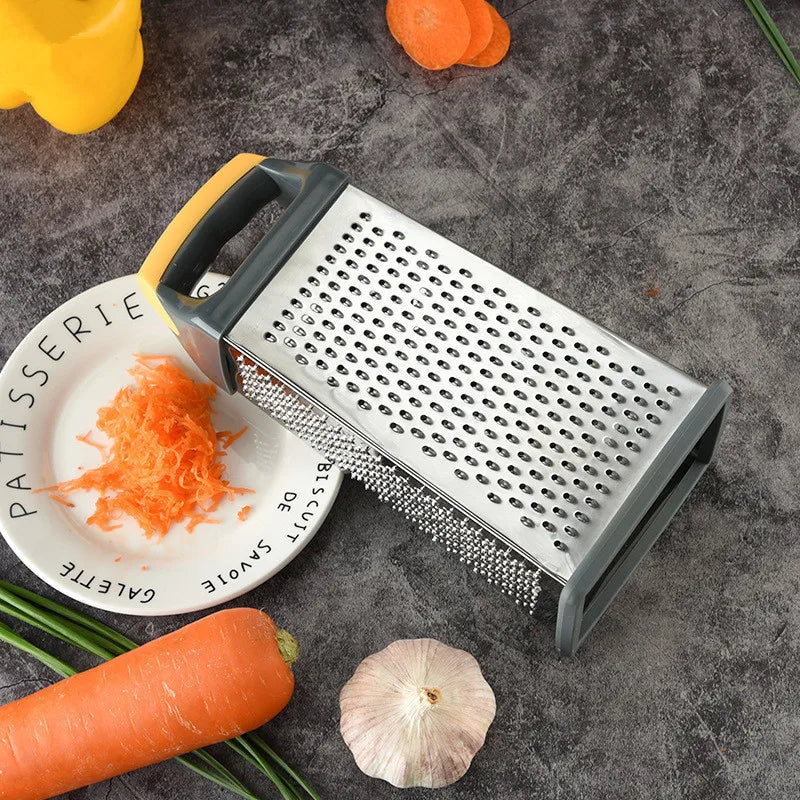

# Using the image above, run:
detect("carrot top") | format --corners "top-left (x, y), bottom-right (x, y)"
top-left (47, 355), bottom-right (252, 538)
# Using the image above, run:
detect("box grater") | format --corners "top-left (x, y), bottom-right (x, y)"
top-left (138, 154), bottom-right (731, 655)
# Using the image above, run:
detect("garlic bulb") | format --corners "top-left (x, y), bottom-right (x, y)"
top-left (339, 638), bottom-right (496, 788)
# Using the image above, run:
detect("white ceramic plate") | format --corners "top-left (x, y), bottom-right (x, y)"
top-left (0, 274), bottom-right (342, 615)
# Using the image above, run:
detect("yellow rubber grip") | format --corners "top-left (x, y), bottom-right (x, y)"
top-left (136, 153), bottom-right (266, 334)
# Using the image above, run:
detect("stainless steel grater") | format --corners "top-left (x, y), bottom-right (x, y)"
top-left (138, 154), bottom-right (731, 654)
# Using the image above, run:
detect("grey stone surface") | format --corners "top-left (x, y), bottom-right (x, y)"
top-left (1, 0), bottom-right (799, 798)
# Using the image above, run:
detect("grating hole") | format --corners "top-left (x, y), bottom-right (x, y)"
top-left (284, 226), bottom-right (691, 549)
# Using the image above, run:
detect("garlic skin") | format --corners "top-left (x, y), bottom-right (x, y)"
top-left (339, 638), bottom-right (496, 789)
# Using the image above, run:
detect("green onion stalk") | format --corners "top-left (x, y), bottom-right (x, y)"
top-left (744, 0), bottom-right (800, 86)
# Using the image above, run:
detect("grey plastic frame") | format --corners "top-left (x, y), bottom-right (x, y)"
top-left (556, 379), bottom-right (731, 655)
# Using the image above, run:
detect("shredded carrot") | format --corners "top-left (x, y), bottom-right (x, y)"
top-left (186, 515), bottom-right (220, 533)
top-left (76, 431), bottom-right (106, 455)
top-left (237, 505), bottom-right (252, 522)
top-left (49, 493), bottom-right (74, 508)
top-left (114, 556), bottom-right (122, 562)
top-left (218, 427), bottom-right (248, 448)
top-left (141, 566), bottom-right (148, 572)
top-left (47, 355), bottom-right (252, 539)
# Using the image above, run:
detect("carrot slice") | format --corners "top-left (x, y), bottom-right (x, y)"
top-left (386, 0), bottom-right (471, 70)
top-left (458, 0), bottom-right (494, 62)
top-left (461, 4), bottom-right (510, 67)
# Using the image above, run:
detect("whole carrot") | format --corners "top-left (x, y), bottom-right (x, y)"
top-left (0, 608), bottom-right (298, 800)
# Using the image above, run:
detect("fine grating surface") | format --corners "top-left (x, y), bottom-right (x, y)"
top-left (2, 1), bottom-right (800, 798)
top-left (235, 356), bottom-right (543, 609)
top-left (230, 185), bottom-right (707, 581)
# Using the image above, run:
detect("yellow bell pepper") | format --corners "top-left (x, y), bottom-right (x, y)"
top-left (0, 0), bottom-right (143, 134)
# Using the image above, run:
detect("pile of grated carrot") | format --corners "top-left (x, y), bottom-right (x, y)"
top-left (46, 355), bottom-right (252, 538)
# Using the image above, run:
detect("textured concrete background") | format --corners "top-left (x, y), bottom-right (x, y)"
top-left (1, 0), bottom-right (799, 798)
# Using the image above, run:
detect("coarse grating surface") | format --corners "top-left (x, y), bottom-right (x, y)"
top-left (229, 185), bottom-right (707, 582)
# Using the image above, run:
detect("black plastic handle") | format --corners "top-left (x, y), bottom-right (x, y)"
top-left (160, 163), bottom-right (282, 297)
top-left (145, 156), bottom-right (348, 391)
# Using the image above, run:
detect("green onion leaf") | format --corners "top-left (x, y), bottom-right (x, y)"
top-left (744, 0), bottom-right (800, 86)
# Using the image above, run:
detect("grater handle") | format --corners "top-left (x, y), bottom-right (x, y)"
top-left (137, 154), bottom-right (347, 391)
